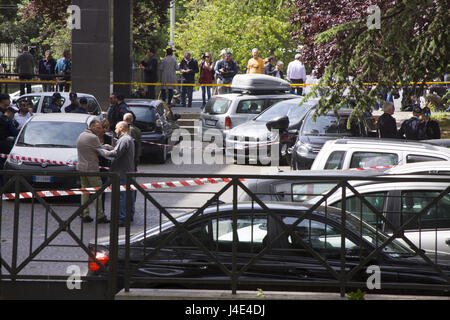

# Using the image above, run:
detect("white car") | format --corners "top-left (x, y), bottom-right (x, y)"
top-left (4, 113), bottom-right (101, 190)
top-left (9, 85), bottom-right (44, 100)
top-left (13, 92), bottom-right (103, 116)
top-left (385, 161), bottom-right (450, 175)
top-left (311, 138), bottom-right (450, 170)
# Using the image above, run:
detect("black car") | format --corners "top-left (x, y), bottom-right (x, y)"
top-left (127, 99), bottom-right (181, 163)
top-left (88, 202), bottom-right (450, 294)
top-left (291, 108), bottom-right (376, 170)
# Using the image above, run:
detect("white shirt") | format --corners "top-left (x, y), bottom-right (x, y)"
top-left (286, 59), bottom-right (306, 82)
top-left (14, 112), bottom-right (32, 129)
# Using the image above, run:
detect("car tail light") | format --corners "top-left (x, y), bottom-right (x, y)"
top-left (88, 251), bottom-right (109, 272)
top-left (225, 116), bottom-right (232, 130)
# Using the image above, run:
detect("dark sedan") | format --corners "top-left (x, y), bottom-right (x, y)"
top-left (291, 108), bottom-right (377, 170)
top-left (127, 99), bottom-right (180, 163)
top-left (88, 202), bottom-right (450, 295)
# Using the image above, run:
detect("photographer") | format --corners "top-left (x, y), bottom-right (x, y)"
top-left (215, 50), bottom-right (238, 94)
top-left (198, 52), bottom-right (214, 106)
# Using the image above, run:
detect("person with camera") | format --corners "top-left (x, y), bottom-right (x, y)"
top-left (140, 47), bottom-right (158, 99)
top-left (215, 50), bottom-right (238, 94)
top-left (198, 52), bottom-right (214, 106)
top-left (179, 52), bottom-right (199, 108)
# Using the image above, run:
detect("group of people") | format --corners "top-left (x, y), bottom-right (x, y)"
top-left (377, 102), bottom-right (441, 140)
top-left (77, 94), bottom-right (141, 227)
top-left (138, 47), bottom-right (308, 107)
top-left (14, 45), bottom-right (72, 95)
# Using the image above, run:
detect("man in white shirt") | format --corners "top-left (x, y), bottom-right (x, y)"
top-left (14, 100), bottom-right (32, 129)
top-left (286, 53), bottom-right (307, 95)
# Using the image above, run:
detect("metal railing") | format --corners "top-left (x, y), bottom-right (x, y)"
top-left (122, 172), bottom-right (450, 297)
top-left (0, 170), bottom-right (120, 299)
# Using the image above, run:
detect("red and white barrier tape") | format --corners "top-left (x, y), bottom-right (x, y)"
top-left (1, 177), bottom-right (236, 200)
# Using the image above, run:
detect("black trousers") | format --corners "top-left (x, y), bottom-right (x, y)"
top-left (290, 78), bottom-right (304, 95)
top-left (19, 74), bottom-right (32, 96)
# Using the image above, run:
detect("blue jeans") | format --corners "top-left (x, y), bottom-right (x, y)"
top-left (201, 86), bottom-right (211, 104)
top-left (119, 179), bottom-right (136, 223)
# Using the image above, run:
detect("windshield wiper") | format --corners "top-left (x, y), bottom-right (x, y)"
top-left (33, 144), bottom-right (73, 148)
top-left (16, 142), bottom-right (35, 147)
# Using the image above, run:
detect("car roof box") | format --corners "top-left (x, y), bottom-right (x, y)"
top-left (231, 74), bottom-right (290, 93)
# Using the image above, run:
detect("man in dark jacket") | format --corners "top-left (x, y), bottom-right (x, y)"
top-left (215, 51), bottom-right (238, 94)
top-left (16, 46), bottom-right (35, 96)
top-left (39, 50), bottom-right (56, 92)
top-left (179, 52), bottom-right (199, 108)
top-left (43, 92), bottom-right (62, 113)
top-left (0, 94), bottom-right (19, 187)
top-left (398, 105), bottom-right (424, 140)
top-left (377, 102), bottom-right (398, 139)
top-left (106, 93), bottom-right (135, 132)
top-left (140, 48), bottom-right (158, 99)
top-left (420, 106), bottom-right (441, 139)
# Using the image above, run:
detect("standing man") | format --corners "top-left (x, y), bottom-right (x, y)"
top-left (98, 121), bottom-right (136, 227)
top-left (38, 50), bottom-right (56, 92)
top-left (15, 45), bottom-right (35, 96)
top-left (123, 113), bottom-right (142, 170)
top-left (420, 106), bottom-right (441, 139)
top-left (246, 48), bottom-right (264, 74)
top-left (398, 105), bottom-right (424, 140)
top-left (107, 93), bottom-right (134, 134)
top-left (213, 50), bottom-right (227, 95)
top-left (55, 50), bottom-right (71, 92)
top-left (264, 56), bottom-right (276, 76)
top-left (14, 100), bottom-right (32, 129)
top-left (140, 48), bottom-right (158, 99)
top-left (377, 102), bottom-right (398, 139)
top-left (179, 52), bottom-right (199, 108)
top-left (159, 48), bottom-right (179, 105)
top-left (286, 54), bottom-right (307, 95)
top-left (0, 94), bottom-right (19, 187)
top-left (43, 92), bottom-right (62, 113)
top-left (76, 120), bottom-right (110, 223)
top-left (215, 51), bottom-right (238, 94)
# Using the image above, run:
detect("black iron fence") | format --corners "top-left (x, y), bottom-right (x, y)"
top-left (1, 171), bottom-right (450, 299)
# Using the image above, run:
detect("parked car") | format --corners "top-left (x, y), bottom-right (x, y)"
top-left (290, 109), bottom-right (377, 170)
top-left (310, 138), bottom-right (450, 171)
top-left (88, 202), bottom-right (450, 294)
top-left (225, 98), bottom-right (317, 165)
top-left (199, 74), bottom-right (297, 142)
top-left (384, 161), bottom-right (450, 175)
top-left (126, 99), bottom-right (181, 163)
top-left (4, 113), bottom-right (101, 190)
top-left (242, 171), bottom-right (450, 255)
top-left (13, 92), bottom-right (103, 116)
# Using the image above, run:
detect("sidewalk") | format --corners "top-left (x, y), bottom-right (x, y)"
top-left (116, 288), bottom-right (450, 300)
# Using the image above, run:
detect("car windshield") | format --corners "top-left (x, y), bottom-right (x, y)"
top-left (129, 106), bottom-right (156, 123)
top-left (302, 114), bottom-right (360, 136)
top-left (255, 101), bottom-right (313, 124)
top-left (204, 97), bottom-right (232, 115)
top-left (17, 121), bottom-right (87, 148)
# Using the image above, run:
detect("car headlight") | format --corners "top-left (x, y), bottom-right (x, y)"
top-left (7, 154), bottom-right (23, 166)
top-left (296, 143), bottom-right (313, 157)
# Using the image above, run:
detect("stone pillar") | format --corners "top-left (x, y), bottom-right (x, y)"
top-left (113, 0), bottom-right (133, 98)
top-left (71, 0), bottom-right (111, 110)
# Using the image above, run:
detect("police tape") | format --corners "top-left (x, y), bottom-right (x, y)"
top-left (0, 153), bottom-right (110, 170)
top-left (2, 177), bottom-right (235, 200)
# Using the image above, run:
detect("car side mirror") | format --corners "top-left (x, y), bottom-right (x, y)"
top-left (266, 115), bottom-right (289, 131)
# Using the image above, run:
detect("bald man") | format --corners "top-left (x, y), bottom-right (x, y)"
top-left (99, 121), bottom-right (136, 227)
top-left (123, 112), bottom-right (142, 170)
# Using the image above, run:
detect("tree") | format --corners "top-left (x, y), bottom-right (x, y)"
top-left (291, 0), bottom-right (450, 118)
top-left (174, 0), bottom-right (297, 71)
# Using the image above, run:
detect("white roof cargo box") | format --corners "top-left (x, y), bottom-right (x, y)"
top-left (231, 74), bottom-right (291, 93)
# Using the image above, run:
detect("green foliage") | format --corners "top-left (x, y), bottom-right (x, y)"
top-left (174, 0), bottom-right (297, 70)
top-left (347, 289), bottom-right (366, 300)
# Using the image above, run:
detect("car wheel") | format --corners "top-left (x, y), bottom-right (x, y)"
top-left (155, 141), bottom-right (168, 164)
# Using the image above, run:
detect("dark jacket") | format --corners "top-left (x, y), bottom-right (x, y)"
top-left (421, 120), bottom-right (441, 139)
top-left (179, 58), bottom-right (199, 83)
top-left (398, 116), bottom-right (424, 140)
top-left (377, 113), bottom-right (398, 139)
top-left (43, 103), bottom-right (61, 113)
top-left (69, 106), bottom-right (88, 114)
top-left (107, 102), bottom-right (135, 131)
top-left (265, 63), bottom-right (276, 76)
top-left (142, 55), bottom-right (158, 83)
top-left (215, 59), bottom-right (238, 80)
top-left (38, 58), bottom-right (56, 80)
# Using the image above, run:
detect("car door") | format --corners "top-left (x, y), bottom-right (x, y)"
top-left (85, 97), bottom-right (102, 116)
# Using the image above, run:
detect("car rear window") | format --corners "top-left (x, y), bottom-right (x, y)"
top-left (203, 97), bottom-right (231, 115)
top-left (255, 100), bottom-right (312, 124)
top-left (302, 114), bottom-right (361, 136)
top-left (236, 99), bottom-right (265, 114)
top-left (17, 121), bottom-right (87, 148)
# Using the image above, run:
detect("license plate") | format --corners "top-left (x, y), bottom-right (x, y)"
top-left (205, 119), bottom-right (216, 126)
top-left (33, 176), bottom-right (54, 183)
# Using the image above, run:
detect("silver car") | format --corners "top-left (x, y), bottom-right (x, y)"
top-left (4, 113), bottom-right (101, 189)
top-left (199, 74), bottom-right (297, 141)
